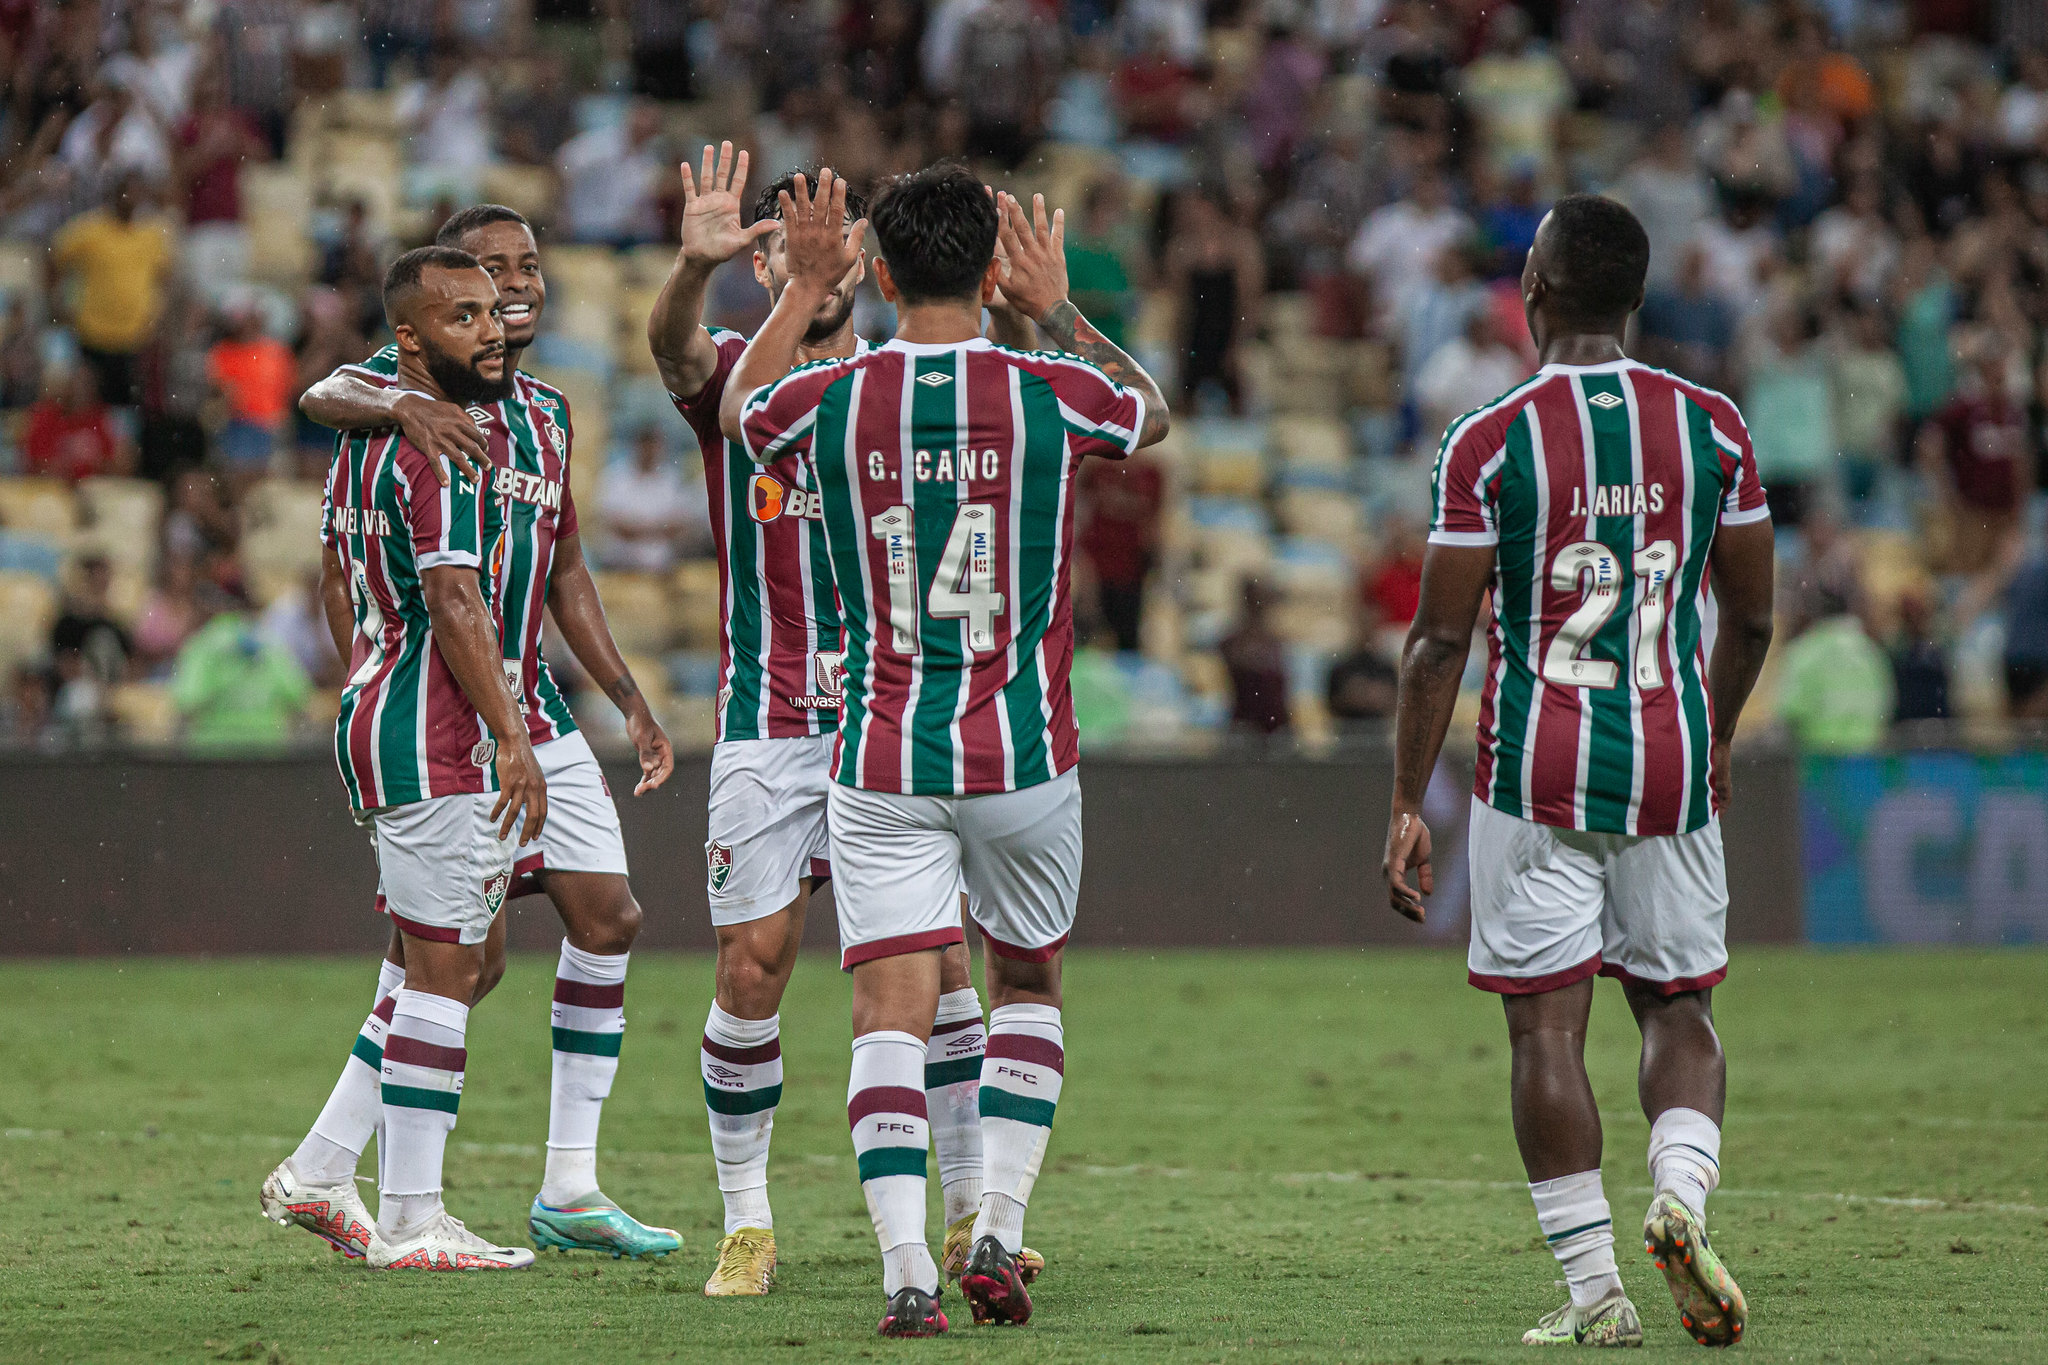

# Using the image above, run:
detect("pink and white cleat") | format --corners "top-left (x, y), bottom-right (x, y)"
top-left (259, 1159), bottom-right (381, 1260)
top-left (368, 1210), bottom-right (535, 1271)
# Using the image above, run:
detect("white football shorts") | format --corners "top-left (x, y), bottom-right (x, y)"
top-left (507, 730), bottom-right (630, 895)
top-left (705, 732), bottom-right (835, 926)
top-left (1465, 795), bottom-right (1729, 995)
top-left (829, 767), bottom-right (1082, 971)
top-left (372, 791), bottom-right (515, 946)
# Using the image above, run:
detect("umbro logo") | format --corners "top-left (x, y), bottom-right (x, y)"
top-left (1587, 391), bottom-right (1624, 410)
top-left (915, 372), bottom-right (953, 387)
top-left (467, 405), bottom-right (494, 427)
top-left (706, 1064), bottom-right (742, 1081)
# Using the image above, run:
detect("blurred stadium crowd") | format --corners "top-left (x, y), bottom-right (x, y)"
top-left (3, 0), bottom-right (2048, 755)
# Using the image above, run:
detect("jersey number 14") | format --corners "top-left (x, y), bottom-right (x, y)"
top-left (1543, 539), bottom-right (1676, 690)
top-left (870, 503), bottom-right (1006, 655)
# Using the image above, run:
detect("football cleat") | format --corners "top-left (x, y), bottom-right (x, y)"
top-left (877, 1285), bottom-right (948, 1337)
top-left (259, 1160), bottom-right (380, 1260)
top-left (1521, 1289), bottom-right (1644, 1347)
top-left (369, 1211), bottom-right (535, 1271)
top-left (1644, 1194), bottom-right (1747, 1347)
top-left (959, 1235), bottom-right (1034, 1326)
top-left (940, 1213), bottom-right (1044, 1284)
top-left (703, 1226), bottom-right (777, 1296)
top-left (528, 1194), bottom-right (681, 1259)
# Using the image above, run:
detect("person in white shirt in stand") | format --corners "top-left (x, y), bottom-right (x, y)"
top-left (596, 425), bottom-right (709, 573)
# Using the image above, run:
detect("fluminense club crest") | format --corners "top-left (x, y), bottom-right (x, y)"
top-left (707, 842), bottom-right (733, 895)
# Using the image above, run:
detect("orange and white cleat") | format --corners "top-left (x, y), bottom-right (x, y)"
top-left (369, 1210), bottom-right (535, 1271)
top-left (259, 1159), bottom-right (380, 1260)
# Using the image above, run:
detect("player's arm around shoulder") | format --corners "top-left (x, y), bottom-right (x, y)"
top-left (992, 190), bottom-right (1171, 452)
top-left (301, 351), bottom-right (490, 489)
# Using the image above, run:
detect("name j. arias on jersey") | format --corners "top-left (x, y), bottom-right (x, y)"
top-left (1569, 482), bottom-right (1665, 517)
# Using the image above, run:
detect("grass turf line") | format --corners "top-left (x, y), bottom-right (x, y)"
top-left (2, 947), bottom-right (2044, 1362)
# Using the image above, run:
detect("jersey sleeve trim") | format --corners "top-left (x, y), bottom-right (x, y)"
top-left (415, 548), bottom-right (482, 569)
top-left (1718, 503), bottom-right (1771, 526)
top-left (1428, 528), bottom-right (1500, 547)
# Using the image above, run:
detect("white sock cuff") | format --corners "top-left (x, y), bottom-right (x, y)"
top-left (558, 940), bottom-right (629, 983)
top-left (376, 959), bottom-right (406, 1003)
top-left (1529, 1169), bottom-right (1612, 1236)
top-left (393, 988), bottom-right (470, 1036)
top-left (1648, 1108), bottom-right (1722, 1183)
top-left (989, 1002), bottom-right (1062, 1045)
top-left (934, 987), bottom-right (983, 1027)
top-left (706, 1002), bottom-right (779, 1047)
top-left (852, 1029), bottom-right (926, 1054)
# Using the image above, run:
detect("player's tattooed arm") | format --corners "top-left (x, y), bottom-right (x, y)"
top-left (1384, 543), bottom-right (1493, 923)
top-left (546, 531), bottom-right (675, 794)
top-left (650, 141), bottom-right (776, 400)
top-left (994, 190), bottom-right (1171, 448)
top-left (300, 371), bottom-right (489, 489)
top-left (422, 565), bottom-right (548, 843)
top-left (1704, 516), bottom-right (1776, 808)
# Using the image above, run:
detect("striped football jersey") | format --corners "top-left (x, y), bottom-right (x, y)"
top-left (671, 328), bottom-right (845, 743)
top-left (739, 336), bottom-right (1147, 796)
top-left (322, 430), bottom-right (506, 811)
top-left (1431, 358), bottom-right (1769, 837)
top-left (335, 348), bottom-right (580, 747)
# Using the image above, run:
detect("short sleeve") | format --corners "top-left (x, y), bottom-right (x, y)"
top-left (737, 367), bottom-right (832, 465)
top-left (1043, 355), bottom-right (1145, 460)
top-left (1428, 414), bottom-right (1504, 548)
top-left (1711, 406), bottom-right (1770, 526)
top-left (669, 329), bottom-right (746, 447)
top-left (396, 441), bottom-right (485, 570)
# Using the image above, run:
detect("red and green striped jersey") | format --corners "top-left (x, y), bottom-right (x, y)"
top-left (1431, 358), bottom-right (1769, 837)
top-left (321, 430), bottom-right (506, 811)
top-left (671, 328), bottom-right (844, 743)
top-left (335, 348), bottom-right (580, 748)
top-left (739, 336), bottom-right (1147, 796)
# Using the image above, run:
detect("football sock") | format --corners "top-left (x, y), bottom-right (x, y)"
top-left (379, 989), bottom-right (468, 1236)
top-left (702, 1001), bottom-right (781, 1233)
top-left (1647, 1107), bottom-right (1722, 1224)
top-left (375, 957), bottom-right (405, 1007)
top-left (1530, 1169), bottom-right (1623, 1308)
top-left (291, 990), bottom-right (398, 1185)
top-left (926, 987), bottom-right (987, 1225)
top-left (541, 941), bottom-right (628, 1205)
top-left (849, 1030), bottom-right (936, 1295)
top-left (975, 1003), bottom-right (1063, 1255)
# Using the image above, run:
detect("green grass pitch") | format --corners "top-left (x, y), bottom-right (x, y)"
top-left (3, 947), bottom-right (2045, 1362)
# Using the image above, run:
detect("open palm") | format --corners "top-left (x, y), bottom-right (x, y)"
top-left (679, 141), bottom-right (774, 268)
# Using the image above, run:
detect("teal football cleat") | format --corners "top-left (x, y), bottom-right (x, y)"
top-left (528, 1195), bottom-right (681, 1259)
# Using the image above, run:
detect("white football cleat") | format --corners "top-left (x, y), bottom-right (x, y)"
top-left (369, 1210), bottom-right (536, 1271)
top-left (259, 1159), bottom-right (381, 1259)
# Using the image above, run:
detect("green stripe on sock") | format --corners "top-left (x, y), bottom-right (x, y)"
top-left (552, 1026), bottom-right (624, 1057)
top-left (382, 1083), bottom-right (461, 1114)
top-left (923, 1057), bottom-right (981, 1089)
top-left (350, 1036), bottom-right (383, 1069)
top-left (704, 1082), bottom-right (782, 1116)
top-left (856, 1146), bottom-right (928, 1182)
top-left (1546, 1218), bottom-right (1612, 1244)
top-left (980, 1086), bottom-right (1056, 1128)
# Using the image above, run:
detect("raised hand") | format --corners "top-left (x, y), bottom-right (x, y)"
top-left (778, 169), bottom-right (867, 295)
top-left (678, 141), bottom-right (776, 269)
top-left (993, 191), bottom-right (1069, 323)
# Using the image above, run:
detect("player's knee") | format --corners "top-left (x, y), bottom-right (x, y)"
top-left (985, 953), bottom-right (1060, 1008)
top-left (472, 949), bottom-right (506, 1004)
top-left (589, 888), bottom-right (642, 954)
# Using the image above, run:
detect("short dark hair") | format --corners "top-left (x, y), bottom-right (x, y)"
top-left (382, 245), bottom-right (484, 325)
top-left (1539, 194), bottom-right (1650, 325)
top-left (868, 163), bottom-right (998, 304)
top-left (752, 172), bottom-right (869, 230)
top-left (434, 203), bottom-right (530, 249)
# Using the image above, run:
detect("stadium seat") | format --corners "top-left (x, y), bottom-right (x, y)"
top-left (240, 480), bottom-right (325, 606)
top-left (242, 167), bottom-right (316, 282)
top-left (108, 683), bottom-right (177, 746)
top-left (76, 477), bottom-right (164, 573)
top-left (0, 477), bottom-right (80, 544)
top-left (1269, 415), bottom-right (1350, 470)
top-left (0, 570), bottom-right (57, 671)
top-left (590, 572), bottom-right (674, 653)
top-left (479, 164), bottom-right (560, 223)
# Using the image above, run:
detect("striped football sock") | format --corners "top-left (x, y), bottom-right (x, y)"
top-left (1531, 1169), bottom-right (1623, 1308)
top-left (974, 1003), bottom-right (1063, 1254)
top-left (379, 989), bottom-right (469, 1237)
top-left (375, 957), bottom-right (405, 1007)
top-left (849, 1030), bottom-right (937, 1295)
top-left (372, 958), bottom-right (403, 1192)
top-left (927, 988), bottom-right (986, 1225)
top-left (541, 942), bottom-right (628, 1206)
top-left (290, 989), bottom-right (398, 1185)
top-left (1648, 1107), bottom-right (1721, 1224)
top-left (701, 1002), bottom-right (781, 1233)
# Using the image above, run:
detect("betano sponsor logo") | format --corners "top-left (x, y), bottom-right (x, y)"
top-left (746, 473), bottom-right (822, 523)
top-left (492, 467), bottom-right (564, 511)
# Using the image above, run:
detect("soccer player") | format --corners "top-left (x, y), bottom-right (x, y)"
top-left (1381, 195), bottom-right (1775, 1347)
top-left (647, 144), bottom-right (1036, 1296)
top-left (722, 167), bottom-right (1170, 1335)
top-left (272, 245), bottom-right (547, 1269)
top-left (263, 206), bottom-right (680, 1261)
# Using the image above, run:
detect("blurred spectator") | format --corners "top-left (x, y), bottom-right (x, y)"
top-left (1562, 0), bottom-right (1691, 128)
top-left (1362, 518), bottom-right (1425, 634)
top-left (163, 468), bottom-right (239, 564)
top-left (1691, 190), bottom-right (1780, 325)
top-left (1888, 589), bottom-right (1951, 727)
top-left (361, 0), bottom-right (436, 89)
top-left (1612, 124), bottom-right (1714, 295)
top-left (500, 54), bottom-right (577, 166)
top-left (1829, 303), bottom-right (1908, 502)
top-left (134, 553), bottom-right (204, 678)
top-left (1891, 238), bottom-right (1958, 421)
top-left (169, 594), bottom-right (313, 752)
top-left (952, 0), bottom-right (1060, 168)
top-left (215, 0), bottom-right (301, 153)
top-left (293, 287), bottom-right (368, 464)
top-left (558, 102), bottom-right (665, 246)
top-left (1325, 604), bottom-right (1398, 737)
top-left (1078, 448), bottom-right (1165, 654)
top-left (1242, 16), bottom-right (1325, 177)
top-left (2003, 547), bottom-right (2048, 718)
top-left (1638, 245), bottom-right (1737, 389)
top-left (1347, 169), bottom-right (1472, 330)
top-left (1459, 8), bottom-right (1569, 186)
top-left (397, 49), bottom-right (495, 176)
top-left (1112, 22), bottom-right (1201, 145)
top-left (1165, 190), bottom-right (1263, 414)
top-left (57, 67), bottom-right (173, 196)
top-left (1477, 165), bottom-right (1546, 281)
top-left (1810, 172), bottom-right (1900, 301)
top-left (208, 303), bottom-right (294, 478)
top-left (1268, 119), bottom-right (1378, 330)
top-left (51, 555), bottom-right (132, 689)
top-left (174, 64), bottom-right (267, 292)
top-left (1922, 334), bottom-right (2031, 574)
top-left (1743, 305), bottom-right (1835, 527)
top-left (318, 199), bottom-right (388, 343)
top-left (1220, 578), bottom-right (1290, 740)
top-left (1776, 590), bottom-right (1893, 753)
top-left (1063, 179), bottom-right (1145, 350)
top-left (22, 367), bottom-right (133, 482)
top-left (596, 427), bottom-right (706, 574)
top-left (1999, 49), bottom-right (2048, 150)
top-left (47, 177), bottom-right (175, 407)
top-left (1415, 306), bottom-right (1526, 448)
top-left (260, 565), bottom-right (344, 688)
top-left (629, 0), bottom-right (696, 102)
top-left (1401, 240), bottom-right (1486, 393)
top-left (0, 296), bottom-right (43, 409)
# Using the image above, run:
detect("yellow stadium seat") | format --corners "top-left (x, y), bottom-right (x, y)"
top-left (662, 696), bottom-right (719, 752)
top-left (1270, 416), bottom-right (1349, 468)
top-left (109, 683), bottom-right (178, 745)
top-left (0, 570), bottom-right (57, 670)
top-left (479, 164), bottom-right (560, 223)
top-left (1265, 293), bottom-right (1313, 344)
top-left (591, 572), bottom-right (674, 653)
top-left (0, 477), bottom-right (79, 542)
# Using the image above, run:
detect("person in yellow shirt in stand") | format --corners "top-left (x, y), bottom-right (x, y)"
top-left (47, 175), bottom-right (175, 407)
